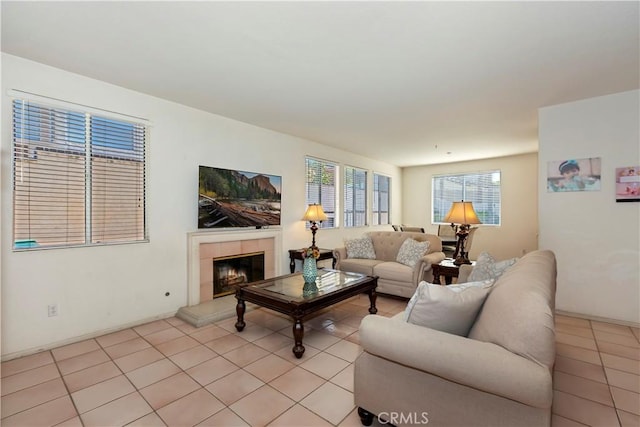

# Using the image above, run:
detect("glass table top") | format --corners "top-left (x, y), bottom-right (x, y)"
top-left (246, 269), bottom-right (368, 301)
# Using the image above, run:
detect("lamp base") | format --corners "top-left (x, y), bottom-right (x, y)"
top-left (453, 254), bottom-right (472, 266)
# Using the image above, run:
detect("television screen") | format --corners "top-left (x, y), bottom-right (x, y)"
top-left (199, 165), bottom-right (282, 228)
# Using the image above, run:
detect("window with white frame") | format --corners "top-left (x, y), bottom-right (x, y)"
top-left (432, 170), bottom-right (501, 225)
top-left (305, 157), bottom-right (336, 228)
top-left (344, 166), bottom-right (367, 227)
top-left (372, 173), bottom-right (391, 225)
top-left (12, 99), bottom-right (147, 249)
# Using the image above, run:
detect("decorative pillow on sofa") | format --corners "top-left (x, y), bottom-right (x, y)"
top-left (344, 236), bottom-right (377, 259)
top-left (396, 238), bottom-right (430, 268)
top-left (468, 252), bottom-right (518, 282)
top-left (403, 280), bottom-right (494, 336)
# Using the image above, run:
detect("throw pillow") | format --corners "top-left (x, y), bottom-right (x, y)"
top-left (344, 236), bottom-right (376, 259)
top-left (396, 238), bottom-right (430, 268)
top-left (467, 252), bottom-right (518, 282)
top-left (403, 280), bottom-right (494, 336)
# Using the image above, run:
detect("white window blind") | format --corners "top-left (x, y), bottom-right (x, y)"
top-left (432, 170), bottom-right (501, 225)
top-left (372, 173), bottom-right (391, 225)
top-left (305, 157), bottom-right (336, 228)
top-left (12, 99), bottom-right (147, 249)
top-left (344, 166), bottom-right (367, 227)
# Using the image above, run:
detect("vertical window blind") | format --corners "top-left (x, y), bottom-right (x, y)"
top-left (12, 99), bottom-right (147, 249)
top-left (305, 157), bottom-right (336, 228)
top-left (344, 166), bottom-right (367, 227)
top-left (372, 173), bottom-right (391, 225)
top-left (432, 170), bottom-right (501, 225)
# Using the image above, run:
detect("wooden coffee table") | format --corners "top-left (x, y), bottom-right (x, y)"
top-left (235, 269), bottom-right (378, 358)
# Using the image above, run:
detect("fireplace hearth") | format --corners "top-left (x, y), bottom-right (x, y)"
top-left (212, 251), bottom-right (265, 297)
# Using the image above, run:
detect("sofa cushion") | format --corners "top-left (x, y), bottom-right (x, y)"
top-left (396, 238), bottom-right (430, 267)
top-left (468, 252), bottom-right (518, 282)
top-left (345, 236), bottom-right (377, 259)
top-left (373, 261), bottom-right (414, 283)
top-left (337, 258), bottom-right (382, 277)
top-left (403, 280), bottom-right (494, 336)
top-left (366, 231), bottom-right (442, 262)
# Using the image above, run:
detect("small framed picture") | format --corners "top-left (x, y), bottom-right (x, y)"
top-left (547, 158), bottom-right (601, 192)
top-left (616, 166), bottom-right (640, 202)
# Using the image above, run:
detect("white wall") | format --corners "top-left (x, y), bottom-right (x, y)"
top-left (539, 90), bottom-right (640, 324)
top-left (0, 54), bottom-right (402, 358)
top-left (402, 153), bottom-right (539, 261)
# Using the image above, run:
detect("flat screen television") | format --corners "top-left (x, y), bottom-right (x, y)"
top-left (199, 165), bottom-right (282, 229)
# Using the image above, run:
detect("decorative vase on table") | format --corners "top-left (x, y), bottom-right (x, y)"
top-left (302, 257), bottom-right (318, 285)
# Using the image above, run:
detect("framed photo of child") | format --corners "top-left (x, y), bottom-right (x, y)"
top-left (547, 157), bottom-right (601, 192)
top-left (616, 166), bottom-right (640, 202)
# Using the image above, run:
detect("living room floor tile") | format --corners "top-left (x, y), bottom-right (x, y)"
top-left (114, 347), bottom-right (166, 373)
top-left (169, 345), bottom-right (218, 371)
top-left (268, 403), bottom-right (333, 427)
top-left (552, 390), bottom-right (619, 426)
top-left (139, 372), bottom-right (201, 410)
top-left (125, 359), bottom-right (181, 390)
top-left (1, 351), bottom-right (54, 378)
top-left (268, 366), bottom-right (326, 401)
top-left (4, 297), bottom-right (637, 426)
top-left (63, 361), bottom-right (122, 393)
top-left (554, 356), bottom-right (607, 383)
top-left (71, 375), bottom-right (135, 414)
top-left (244, 354), bottom-right (296, 383)
top-left (553, 371), bottom-right (614, 406)
top-left (299, 352), bottom-right (350, 380)
top-left (196, 407), bottom-right (250, 426)
top-left (221, 342), bottom-right (270, 367)
top-left (79, 391), bottom-right (152, 427)
top-left (156, 388), bottom-right (225, 427)
top-left (205, 369), bottom-right (264, 406)
top-left (300, 382), bottom-right (355, 425)
top-left (229, 385), bottom-right (294, 427)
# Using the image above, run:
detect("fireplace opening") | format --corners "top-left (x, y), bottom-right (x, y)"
top-left (212, 251), bottom-right (265, 298)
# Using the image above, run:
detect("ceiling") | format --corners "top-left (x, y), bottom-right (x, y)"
top-left (2, 1), bottom-right (639, 167)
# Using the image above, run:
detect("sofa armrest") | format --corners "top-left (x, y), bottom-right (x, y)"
top-left (415, 251), bottom-right (446, 283)
top-left (333, 247), bottom-right (347, 268)
top-left (457, 264), bottom-right (473, 283)
top-left (359, 315), bottom-right (553, 409)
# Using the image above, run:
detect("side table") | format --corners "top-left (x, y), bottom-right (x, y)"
top-left (288, 248), bottom-right (336, 273)
top-left (432, 259), bottom-right (476, 285)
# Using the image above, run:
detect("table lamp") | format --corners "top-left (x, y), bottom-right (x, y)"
top-left (443, 200), bottom-right (481, 265)
top-left (302, 203), bottom-right (328, 249)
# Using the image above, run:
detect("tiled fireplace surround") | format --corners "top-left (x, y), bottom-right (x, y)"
top-left (177, 230), bottom-right (283, 327)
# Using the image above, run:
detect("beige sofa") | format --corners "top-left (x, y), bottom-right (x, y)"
top-left (333, 231), bottom-right (445, 298)
top-left (355, 250), bottom-right (557, 427)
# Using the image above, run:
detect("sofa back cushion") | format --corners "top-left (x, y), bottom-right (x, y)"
top-left (468, 250), bottom-right (557, 369)
top-left (367, 231), bottom-right (442, 262)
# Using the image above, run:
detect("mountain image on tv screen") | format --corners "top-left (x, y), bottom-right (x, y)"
top-left (198, 166), bottom-right (282, 228)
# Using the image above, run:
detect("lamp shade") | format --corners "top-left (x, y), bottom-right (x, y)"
top-left (443, 201), bottom-right (481, 225)
top-left (302, 204), bottom-right (328, 222)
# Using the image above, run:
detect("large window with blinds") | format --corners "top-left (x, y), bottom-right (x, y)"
top-left (305, 157), bottom-right (336, 228)
top-left (12, 99), bottom-right (147, 250)
top-left (372, 173), bottom-right (391, 225)
top-left (432, 170), bottom-right (501, 225)
top-left (344, 166), bottom-right (367, 227)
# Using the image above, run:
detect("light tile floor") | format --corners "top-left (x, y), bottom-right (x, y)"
top-left (1, 295), bottom-right (639, 426)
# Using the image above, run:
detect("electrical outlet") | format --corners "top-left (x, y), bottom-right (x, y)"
top-left (48, 304), bottom-right (58, 317)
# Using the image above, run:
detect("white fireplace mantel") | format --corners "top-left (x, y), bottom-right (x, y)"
top-left (186, 229), bottom-right (282, 306)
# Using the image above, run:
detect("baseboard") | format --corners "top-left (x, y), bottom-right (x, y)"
top-left (555, 309), bottom-right (640, 329)
top-left (1, 310), bottom-right (179, 362)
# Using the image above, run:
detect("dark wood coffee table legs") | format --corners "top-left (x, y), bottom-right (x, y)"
top-left (292, 316), bottom-right (305, 358)
top-left (235, 299), bottom-right (246, 331)
top-left (368, 289), bottom-right (378, 314)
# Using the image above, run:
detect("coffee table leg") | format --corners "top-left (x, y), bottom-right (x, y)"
top-left (368, 289), bottom-right (378, 314)
top-left (292, 317), bottom-right (305, 358)
top-left (235, 299), bottom-right (246, 331)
